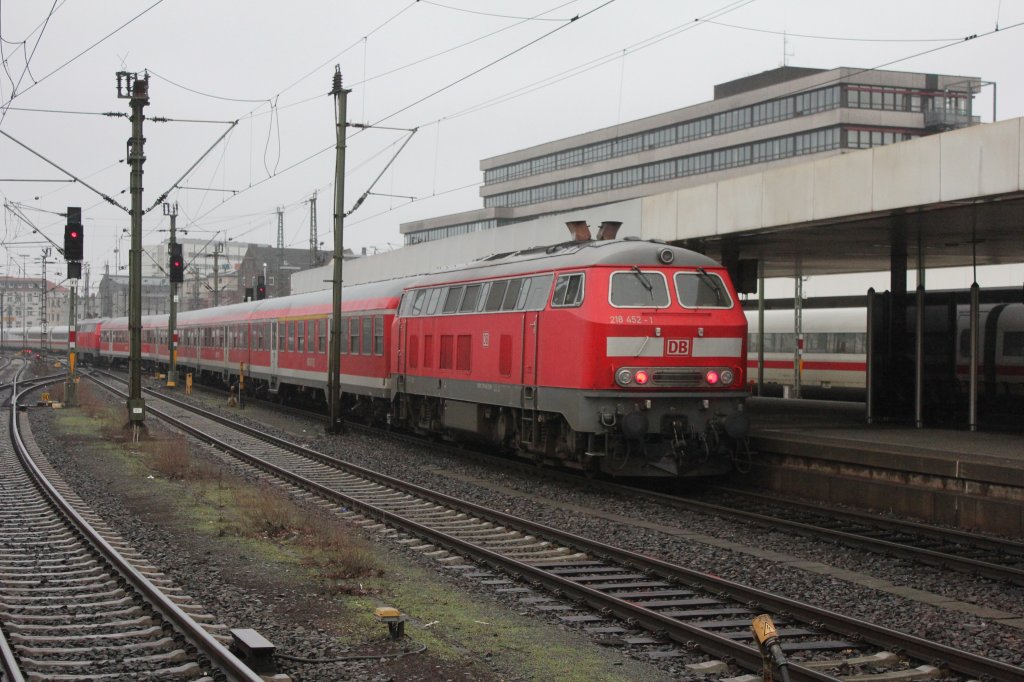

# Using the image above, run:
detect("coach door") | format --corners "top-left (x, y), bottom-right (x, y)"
top-left (270, 320), bottom-right (279, 377)
top-left (222, 325), bottom-right (229, 369)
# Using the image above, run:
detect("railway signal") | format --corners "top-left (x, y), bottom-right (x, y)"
top-left (169, 243), bottom-right (184, 283)
top-left (256, 276), bottom-right (266, 300)
top-left (64, 207), bottom-right (84, 261)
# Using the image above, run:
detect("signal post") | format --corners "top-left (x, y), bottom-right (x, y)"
top-left (164, 202), bottom-right (182, 387)
top-left (64, 206), bottom-right (83, 406)
top-left (117, 70), bottom-right (149, 431)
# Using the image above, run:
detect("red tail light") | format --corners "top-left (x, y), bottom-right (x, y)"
top-left (705, 370), bottom-right (720, 385)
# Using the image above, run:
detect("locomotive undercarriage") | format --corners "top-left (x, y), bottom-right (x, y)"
top-left (390, 391), bottom-right (748, 479)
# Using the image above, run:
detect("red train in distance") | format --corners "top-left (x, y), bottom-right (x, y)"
top-left (76, 226), bottom-right (751, 479)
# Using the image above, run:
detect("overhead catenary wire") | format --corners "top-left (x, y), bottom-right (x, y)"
top-left (156, 1), bottom-right (611, 234)
top-left (0, 0), bottom-right (59, 127)
top-left (0, 0), bottom-right (167, 112)
top-left (0, 128), bottom-right (127, 211)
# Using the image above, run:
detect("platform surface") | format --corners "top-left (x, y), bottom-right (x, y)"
top-left (747, 397), bottom-right (1023, 465)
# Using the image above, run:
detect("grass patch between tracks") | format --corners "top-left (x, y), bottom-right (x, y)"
top-left (45, 380), bottom-right (673, 682)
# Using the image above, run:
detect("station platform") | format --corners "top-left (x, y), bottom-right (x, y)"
top-left (741, 397), bottom-right (1024, 536)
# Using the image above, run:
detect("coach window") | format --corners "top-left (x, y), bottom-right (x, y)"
top-left (958, 330), bottom-right (971, 358)
top-left (296, 321), bottom-right (305, 352)
top-left (610, 270), bottom-right (670, 307)
top-left (348, 318), bottom-right (360, 354)
top-left (442, 286), bottom-right (464, 314)
top-left (318, 319), bottom-right (326, 353)
top-left (674, 271), bottom-right (731, 308)
top-left (361, 317), bottom-right (373, 355)
top-left (374, 316), bottom-right (384, 355)
top-left (1004, 331), bottom-right (1024, 357)
top-left (552, 273), bottom-right (585, 307)
top-left (278, 323), bottom-right (286, 353)
top-left (460, 284), bottom-right (482, 313)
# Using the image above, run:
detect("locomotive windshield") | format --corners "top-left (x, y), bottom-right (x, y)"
top-left (609, 270), bottom-right (670, 307)
top-left (674, 270), bottom-right (732, 309)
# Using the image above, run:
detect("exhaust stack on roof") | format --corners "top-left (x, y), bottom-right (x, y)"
top-left (566, 221), bottom-right (591, 242)
top-left (597, 221), bottom-right (621, 240)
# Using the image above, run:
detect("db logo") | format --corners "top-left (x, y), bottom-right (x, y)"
top-left (666, 338), bottom-right (691, 356)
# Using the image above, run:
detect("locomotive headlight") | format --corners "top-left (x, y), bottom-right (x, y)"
top-left (720, 368), bottom-right (735, 385)
top-left (705, 370), bottom-right (720, 385)
top-left (634, 370), bottom-right (650, 385)
top-left (616, 368), bottom-right (633, 386)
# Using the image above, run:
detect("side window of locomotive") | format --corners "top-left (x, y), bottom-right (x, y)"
top-left (610, 270), bottom-right (670, 307)
top-left (425, 288), bottom-right (442, 315)
top-left (485, 280), bottom-right (508, 311)
top-left (460, 284), bottom-right (482, 313)
top-left (524, 274), bottom-right (553, 310)
top-left (551, 273), bottom-right (585, 308)
top-left (442, 286), bottom-right (464, 314)
top-left (674, 271), bottom-right (732, 308)
top-left (409, 289), bottom-right (427, 316)
top-left (501, 279), bottom-right (524, 311)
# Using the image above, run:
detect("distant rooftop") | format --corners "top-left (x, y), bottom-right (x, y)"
top-left (713, 66), bottom-right (826, 99)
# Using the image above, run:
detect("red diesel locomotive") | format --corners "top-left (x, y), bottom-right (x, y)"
top-left (85, 230), bottom-right (751, 478)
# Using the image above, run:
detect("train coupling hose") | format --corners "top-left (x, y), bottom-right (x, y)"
top-left (752, 614), bottom-right (791, 682)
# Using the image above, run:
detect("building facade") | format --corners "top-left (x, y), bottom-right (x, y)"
top-left (402, 66), bottom-right (979, 244)
top-left (0, 276), bottom-right (70, 344)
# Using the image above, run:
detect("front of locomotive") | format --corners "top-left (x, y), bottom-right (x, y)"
top-left (578, 242), bottom-right (749, 477)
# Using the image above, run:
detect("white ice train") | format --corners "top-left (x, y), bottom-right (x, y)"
top-left (745, 304), bottom-right (1024, 398)
top-left (1, 325), bottom-right (70, 353)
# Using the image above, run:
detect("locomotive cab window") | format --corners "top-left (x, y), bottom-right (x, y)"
top-left (610, 269), bottom-right (669, 307)
top-left (674, 270), bottom-right (732, 308)
top-left (552, 273), bottom-right (585, 308)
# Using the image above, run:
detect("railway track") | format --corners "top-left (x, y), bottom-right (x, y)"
top-left (691, 486), bottom-right (1024, 583)
top-left (209, 380), bottom-right (1024, 588)
top-left (88, 371), bottom-right (1024, 681)
top-left (0, 375), bottom-right (263, 681)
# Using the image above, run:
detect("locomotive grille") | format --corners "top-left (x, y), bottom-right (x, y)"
top-left (651, 369), bottom-right (704, 386)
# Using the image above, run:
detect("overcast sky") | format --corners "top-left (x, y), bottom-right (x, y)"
top-left (1, 0), bottom-right (1021, 289)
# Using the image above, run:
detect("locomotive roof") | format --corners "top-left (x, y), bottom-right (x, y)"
top-left (408, 238), bottom-right (720, 288)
